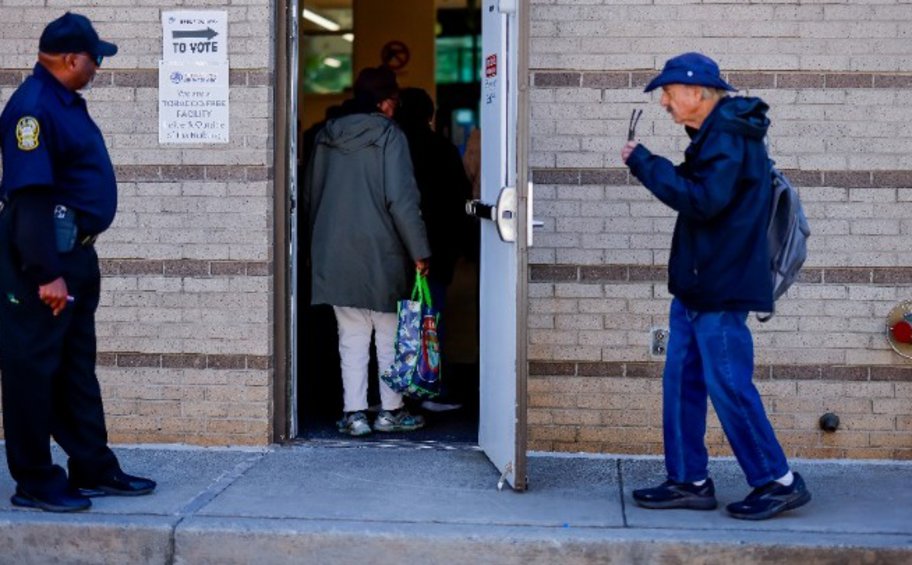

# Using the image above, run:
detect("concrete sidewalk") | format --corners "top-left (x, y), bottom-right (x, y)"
top-left (0, 442), bottom-right (909, 564)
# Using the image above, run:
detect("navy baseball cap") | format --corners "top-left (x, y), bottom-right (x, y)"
top-left (39, 12), bottom-right (118, 58)
top-left (644, 52), bottom-right (735, 93)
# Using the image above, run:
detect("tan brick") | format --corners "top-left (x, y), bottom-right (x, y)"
top-left (529, 392), bottom-right (579, 409)
top-left (821, 397), bottom-right (873, 414)
top-left (842, 448), bottom-right (896, 459)
top-left (821, 431), bottom-right (869, 448)
top-left (182, 402), bottom-right (230, 419)
top-left (897, 415), bottom-right (912, 432)
top-left (873, 399), bottom-right (911, 415)
top-left (207, 419), bottom-right (259, 435)
top-left (528, 409), bottom-right (553, 426)
top-left (796, 382), bottom-right (846, 398)
top-left (551, 409), bottom-right (601, 426)
top-left (844, 382), bottom-right (895, 399)
top-left (794, 447), bottom-right (846, 459)
top-left (895, 383), bottom-right (912, 398)
top-left (157, 418), bottom-right (203, 435)
top-left (600, 410), bottom-right (657, 428)
top-left (528, 440), bottom-right (553, 452)
top-left (226, 403), bottom-right (269, 420)
top-left (584, 394), bottom-right (659, 411)
top-left (774, 397), bottom-right (823, 413)
top-left (869, 432), bottom-right (912, 449)
top-left (768, 414), bottom-right (796, 430)
top-left (530, 426), bottom-right (579, 442)
top-left (780, 430), bottom-right (829, 446)
top-left (135, 401), bottom-right (182, 418)
top-left (838, 414), bottom-right (897, 432)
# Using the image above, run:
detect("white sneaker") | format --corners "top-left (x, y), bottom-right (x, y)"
top-left (374, 409), bottom-right (425, 432)
top-left (337, 412), bottom-right (371, 436)
top-left (421, 400), bottom-right (463, 413)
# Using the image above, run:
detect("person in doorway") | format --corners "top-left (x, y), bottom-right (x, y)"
top-left (461, 127), bottom-right (482, 265)
top-left (463, 127), bottom-right (481, 201)
top-left (621, 52), bottom-right (811, 520)
top-left (303, 66), bottom-right (431, 436)
top-left (0, 12), bottom-right (156, 513)
top-left (394, 87), bottom-right (471, 412)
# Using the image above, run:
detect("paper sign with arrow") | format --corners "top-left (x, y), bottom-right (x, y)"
top-left (162, 10), bottom-right (228, 64)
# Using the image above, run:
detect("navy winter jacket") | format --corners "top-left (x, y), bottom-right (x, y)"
top-left (626, 96), bottom-right (773, 312)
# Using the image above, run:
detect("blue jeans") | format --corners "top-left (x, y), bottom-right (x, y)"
top-left (662, 298), bottom-right (789, 488)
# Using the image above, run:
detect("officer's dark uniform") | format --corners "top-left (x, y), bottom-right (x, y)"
top-left (0, 12), bottom-right (153, 511)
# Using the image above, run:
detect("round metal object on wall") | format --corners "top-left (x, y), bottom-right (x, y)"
top-left (885, 300), bottom-right (912, 359)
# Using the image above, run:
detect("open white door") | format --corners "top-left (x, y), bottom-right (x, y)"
top-left (477, 0), bottom-right (528, 491)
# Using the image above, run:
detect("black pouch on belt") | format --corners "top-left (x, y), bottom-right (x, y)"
top-left (53, 204), bottom-right (77, 253)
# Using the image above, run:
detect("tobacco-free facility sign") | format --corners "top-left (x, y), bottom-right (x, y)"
top-left (159, 61), bottom-right (230, 144)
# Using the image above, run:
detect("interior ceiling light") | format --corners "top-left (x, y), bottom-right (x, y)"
top-left (342, 33), bottom-right (354, 43)
top-left (302, 9), bottom-right (341, 32)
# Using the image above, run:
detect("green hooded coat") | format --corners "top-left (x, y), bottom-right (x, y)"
top-left (304, 112), bottom-right (430, 312)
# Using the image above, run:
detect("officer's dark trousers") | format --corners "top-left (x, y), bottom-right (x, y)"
top-left (0, 213), bottom-right (118, 497)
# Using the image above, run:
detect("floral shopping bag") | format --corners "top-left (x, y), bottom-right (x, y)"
top-left (381, 272), bottom-right (441, 399)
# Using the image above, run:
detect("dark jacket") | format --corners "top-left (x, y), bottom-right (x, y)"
top-left (303, 112), bottom-right (431, 312)
top-left (398, 122), bottom-right (471, 285)
top-left (626, 96), bottom-right (773, 312)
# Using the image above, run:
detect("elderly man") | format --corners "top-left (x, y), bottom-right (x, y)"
top-left (0, 12), bottom-right (156, 513)
top-left (621, 52), bottom-right (810, 520)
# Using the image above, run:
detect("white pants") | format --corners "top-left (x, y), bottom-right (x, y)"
top-left (333, 306), bottom-right (404, 413)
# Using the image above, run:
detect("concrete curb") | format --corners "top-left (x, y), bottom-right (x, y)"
top-left (2, 514), bottom-right (907, 565)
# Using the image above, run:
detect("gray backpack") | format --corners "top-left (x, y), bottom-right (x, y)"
top-left (757, 163), bottom-right (810, 322)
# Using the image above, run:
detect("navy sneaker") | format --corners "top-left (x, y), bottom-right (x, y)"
top-left (632, 478), bottom-right (718, 510)
top-left (11, 487), bottom-right (91, 513)
top-left (726, 472), bottom-right (811, 520)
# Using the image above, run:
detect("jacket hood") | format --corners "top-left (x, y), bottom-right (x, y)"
top-left (319, 113), bottom-right (394, 154)
top-left (710, 96), bottom-right (770, 140)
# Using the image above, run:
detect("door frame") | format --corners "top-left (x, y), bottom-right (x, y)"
top-left (273, 0), bottom-right (298, 442)
top-left (512, 0), bottom-right (531, 490)
top-left (272, 0), bottom-right (532, 461)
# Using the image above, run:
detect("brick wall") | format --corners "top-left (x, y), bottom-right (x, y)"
top-left (0, 2), bottom-right (274, 446)
top-left (528, 0), bottom-right (912, 459)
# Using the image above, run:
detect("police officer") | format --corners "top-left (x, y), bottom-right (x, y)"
top-left (0, 12), bottom-right (155, 513)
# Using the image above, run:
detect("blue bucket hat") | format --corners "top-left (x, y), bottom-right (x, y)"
top-left (39, 12), bottom-right (118, 58)
top-left (644, 52), bottom-right (735, 93)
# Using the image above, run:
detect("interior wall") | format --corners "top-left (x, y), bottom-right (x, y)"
top-left (353, 0), bottom-right (436, 95)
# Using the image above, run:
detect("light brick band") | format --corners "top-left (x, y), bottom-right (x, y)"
top-left (100, 259), bottom-right (270, 277)
top-left (0, 69), bottom-right (272, 88)
top-left (97, 352), bottom-right (271, 370)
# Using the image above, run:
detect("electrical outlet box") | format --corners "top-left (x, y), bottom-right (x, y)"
top-left (649, 327), bottom-right (669, 357)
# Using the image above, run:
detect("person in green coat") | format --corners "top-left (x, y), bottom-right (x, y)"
top-left (303, 67), bottom-right (431, 436)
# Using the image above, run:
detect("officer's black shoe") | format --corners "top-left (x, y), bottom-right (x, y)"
top-left (632, 478), bottom-right (718, 510)
top-left (11, 487), bottom-right (91, 513)
top-left (73, 469), bottom-right (157, 497)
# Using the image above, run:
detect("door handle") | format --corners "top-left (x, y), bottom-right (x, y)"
top-left (466, 186), bottom-right (516, 243)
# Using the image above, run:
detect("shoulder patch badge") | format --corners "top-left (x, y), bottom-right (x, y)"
top-left (16, 116), bottom-right (40, 151)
